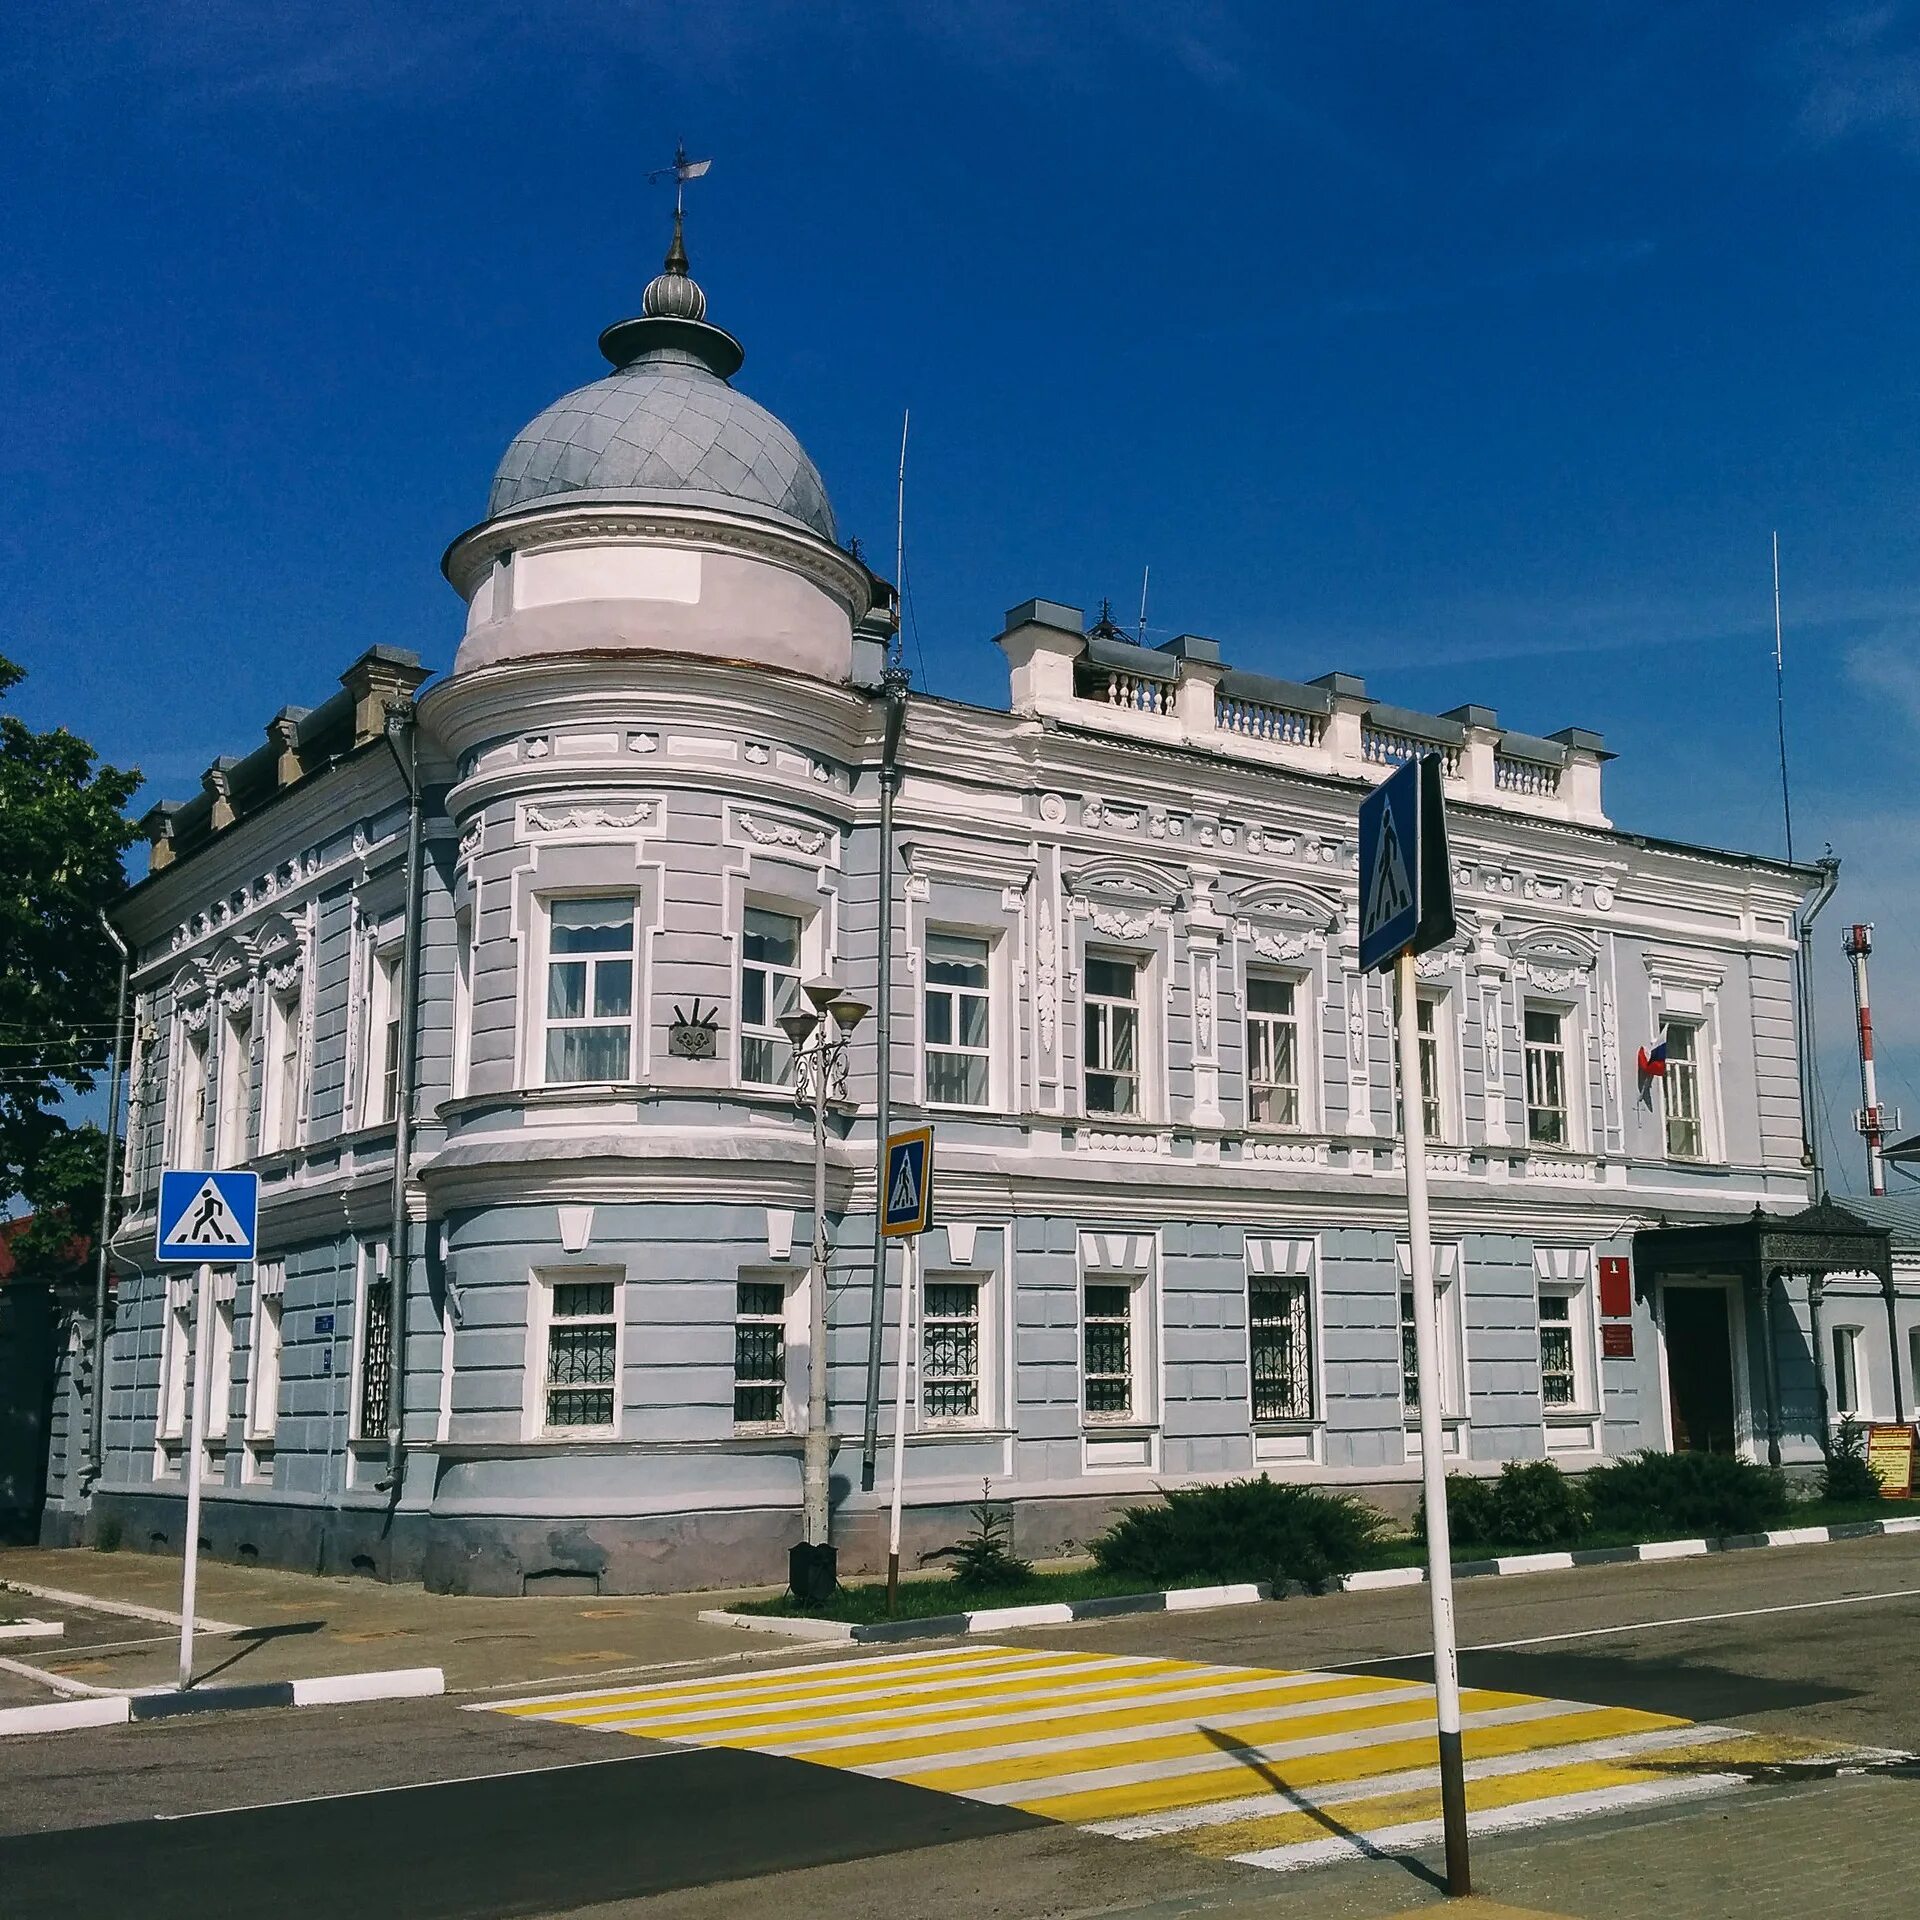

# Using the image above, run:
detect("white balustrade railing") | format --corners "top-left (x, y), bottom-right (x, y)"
top-left (1363, 726), bottom-right (1461, 777)
top-left (1077, 669), bottom-right (1174, 716)
top-left (1494, 755), bottom-right (1560, 798)
top-left (1215, 692), bottom-right (1326, 747)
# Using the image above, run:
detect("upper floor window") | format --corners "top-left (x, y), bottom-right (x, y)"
top-left (740, 907), bottom-right (803, 1087)
top-left (1245, 975), bottom-right (1301, 1127)
top-left (260, 983), bottom-right (303, 1155)
top-left (1661, 1019), bottom-right (1705, 1160)
top-left (1084, 955), bottom-right (1140, 1117)
top-left (451, 909), bottom-right (475, 1101)
top-left (543, 898), bottom-right (637, 1085)
top-left (1416, 995), bottom-right (1445, 1141)
top-left (215, 1004), bottom-right (253, 1166)
top-left (1524, 1006), bottom-right (1570, 1147)
top-left (925, 933), bottom-right (990, 1108)
top-left (171, 1020), bottom-right (209, 1162)
top-left (363, 940), bottom-right (403, 1122)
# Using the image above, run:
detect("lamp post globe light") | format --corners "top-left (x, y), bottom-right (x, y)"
top-left (781, 978), bottom-right (869, 1602)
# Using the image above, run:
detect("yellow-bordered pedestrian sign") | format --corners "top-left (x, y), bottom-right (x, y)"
top-left (882, 1127), bottom-right (933, 1237)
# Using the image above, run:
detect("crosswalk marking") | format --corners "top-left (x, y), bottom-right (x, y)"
top-left (478, 1642), bottom-right (1797, 1877)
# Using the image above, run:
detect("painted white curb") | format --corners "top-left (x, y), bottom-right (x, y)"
top-left (0, 1696), bottom-right (131, 1737)
top-left (290, 1667), bottom-right (446, 1707)
top-left (0, 1579), bottom-right (240, 1634)
top-left (698, 1608), bottom-right (854, 1643)
top-left (1494, 1551), bottom-right (1576, 1575)
top-left (1166, 1582), bottom-right (1264, 1611)
top-left (0, 1621), bottom-right (64, 1644)
top-left (966, 1602), bottom-right (1074, 1632)
top-left (1342, 1566), bottom-right (1425, 1590)
top-left (1636, 1538), bottom-right (1710, 1561)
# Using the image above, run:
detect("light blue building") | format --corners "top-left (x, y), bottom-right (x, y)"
top-left (42, 227), bottom-right (1913, 1594)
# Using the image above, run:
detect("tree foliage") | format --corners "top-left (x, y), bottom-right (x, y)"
top-left (0, 654), bottom-right (139, 1274)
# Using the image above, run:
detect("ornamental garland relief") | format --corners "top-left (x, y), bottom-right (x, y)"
top-left (735, 812), bottom-right (832, 857)
top-left (1036, 900), bottom-right (1059, 1053)
top-left (521, 801), bottom-right (660, 836)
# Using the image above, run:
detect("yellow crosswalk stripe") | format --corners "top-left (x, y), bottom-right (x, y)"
top-left (483, 1642), bottom-right (1765, 1880)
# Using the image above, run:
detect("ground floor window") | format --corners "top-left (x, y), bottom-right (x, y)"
top-left (539, 1278), bottom-right (619, 1433)
top-left (1249, 1277), bottom-right (1313, 1421)
top-left (1083, 1280), bottom-right (1136, 1418)
top-left (734, 1280), bottom-right (787, 1428)
top-left (922, 1279), bottom-right (981, 1420)
top-left (357, 1249), bottom-right (393, 1442)
top-left (1831, 1324), bottom-right (1863, 1419)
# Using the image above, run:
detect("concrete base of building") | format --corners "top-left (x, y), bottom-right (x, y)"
top-left (69, 1475), bottom-right (1436, 1597)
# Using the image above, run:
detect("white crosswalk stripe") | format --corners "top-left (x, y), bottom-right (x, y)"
top-left (478, 1642), bottom-right (1826, 1875)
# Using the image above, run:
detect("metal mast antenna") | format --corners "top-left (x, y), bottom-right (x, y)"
top-left (895, 410), bottom-right (910, 675)
top-left (1137, 565), bottom-right (1150, 645)
top-left (1773, 531), bottom-right (1795, 865)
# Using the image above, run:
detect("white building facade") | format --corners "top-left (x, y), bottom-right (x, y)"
top-left (45, 230), bottom-right (1910, 1594)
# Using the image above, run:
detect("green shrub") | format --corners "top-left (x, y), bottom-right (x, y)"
top-left (921, 1483), bottom-right (1032, 1591)
top-left (1821, 1419), bottom-right (1884, 1505)
top-left (1092, 1476), bottom-right (1388, 1594)
top-left (1584, 1449), bottom-right (1790, 1538)
top-left (1416, 1462), bottom-right (1588, 1548)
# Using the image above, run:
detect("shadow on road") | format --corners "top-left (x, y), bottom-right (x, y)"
top-left (193, 1621), bottom-right (325, 1686)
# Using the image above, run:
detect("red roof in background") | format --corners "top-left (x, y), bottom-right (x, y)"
top-left (0, 1214), bottom-right (92, 1283)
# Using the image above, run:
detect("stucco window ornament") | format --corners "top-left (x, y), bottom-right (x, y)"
top-left (1038, 793), bottom-right (1069, 826)
top-left (1036, 901), bottom-right (1059, 1053)
top-left (1346, 980), bottom-right (1368, 1069)
top-left (1599, 982), bottom-right (1622, 1106)
top-left (457, 820), bottom-right (484, 862)
top-left (1087, 904), bottom-right (1156, 941)
top-left (735, 812), bottom-right (831, 857)
top-left (1511, 928), bottom-right (1599, 995)
top-left (521, 800), bottom-right (660, 837)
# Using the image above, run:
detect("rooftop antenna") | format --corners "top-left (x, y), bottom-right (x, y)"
top-left (1773, 531), bottom-right (1796, 865)
top-left (1137, 564), bottom-right (1151, 646)
top-left (646, 139), bottom-right (712, 221)
top-left (895, 410), bottom-right (910, 675)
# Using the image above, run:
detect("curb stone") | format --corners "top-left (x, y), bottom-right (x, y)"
top-left (700, 1513), bottom-right (1920, 1646)
top-left (0, 1666), bottom-right (445, 1738)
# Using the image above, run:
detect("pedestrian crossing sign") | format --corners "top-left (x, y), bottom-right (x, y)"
top-left (882, 1127), bottom-right (933, 1238)
top-left (1358, 752), bottom-right (1455, 973)
top-left (156, 1169), bottom-right (260, 1264)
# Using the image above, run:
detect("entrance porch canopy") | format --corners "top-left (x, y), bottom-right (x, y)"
top-left (1634, 1197), bottom-right (1900, 1466)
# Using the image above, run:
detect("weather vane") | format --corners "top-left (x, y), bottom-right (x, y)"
top-left (646, 140), bottom-right (712, 219)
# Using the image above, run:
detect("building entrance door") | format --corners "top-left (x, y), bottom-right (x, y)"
top-left (1664, 1285), bottom-right (1738, 1455)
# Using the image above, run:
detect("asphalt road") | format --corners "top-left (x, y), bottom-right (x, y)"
top-left (3, 1534), bottom-right (1917, 1920)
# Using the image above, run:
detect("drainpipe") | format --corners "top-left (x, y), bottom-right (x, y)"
top-left (1795, 856), bottom-right (1840, 1199)
top-left (860, 666), bottom-right (911, 1493)
top-left (87, 916), bottom-right (130, 1489)
top-left (382, 703), bottom-right (426, 1493)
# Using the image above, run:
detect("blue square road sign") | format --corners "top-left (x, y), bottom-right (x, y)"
top-left (156, 1169), bottom-right (260, 1264)
top-left (882, 1128), bottom-right (933, 1238)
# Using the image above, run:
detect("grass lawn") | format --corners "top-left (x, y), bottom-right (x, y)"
top-left (736, 1495), bottom-right (1920, 1624)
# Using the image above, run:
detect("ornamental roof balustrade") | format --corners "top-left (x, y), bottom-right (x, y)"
top-left (996, 598), bottom-right (1614, 827)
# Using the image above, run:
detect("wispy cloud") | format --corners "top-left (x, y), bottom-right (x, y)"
top-left (1792, 2), bottom-right (1920, 153)
top-left (1848, 635), bottom-right (1920, 733)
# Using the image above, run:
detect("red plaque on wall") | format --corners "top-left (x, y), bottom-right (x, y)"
top-left (1602, 1322), bottom-right (1635, 1359)
top-left (1599, 1255), bottom-right (1632, 1320)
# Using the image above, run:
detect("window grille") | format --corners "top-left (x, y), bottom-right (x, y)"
top-left (1083, 1282), bottom-right (1133, 1416)
top-left (358, 1274), bottom-right (393, 1440)
top-left (922, 1281), bottom-right (980, 1419)
top-left (1539, 1293), bottom-right (1576, 1407)
top-left (734, 1281), bottom-right (786, 1426)
top-left (544, 1281), bottom-right (617, 1430)
top-left (1250, 1278), bottom-right (1313, 1421)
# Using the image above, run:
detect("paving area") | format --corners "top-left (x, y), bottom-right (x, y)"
top-left (485, 1643), bottom-right (1849, 1878)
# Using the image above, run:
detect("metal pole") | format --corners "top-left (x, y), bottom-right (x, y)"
top-left (803, 1034), bottom-right (832, 1547)
top-left (1396, 949), bottom-right (1469, 1897)
top-left (886, 1236), bottom-right (915, 1612)
top-left (1796, 858), bottom-right (1840, 1197)
top-left (89, 919), bottom-right (130, 1486)
top-left (1807, 1276), bottom-right (1831, 1450)
top-left (861, 671), bottom-right (909, 1492)
top-left (1760, 1267), bottom-right (1783, 1469)
top-left (384, 709), bottom-right (425, 1491)
top-left (177, 1261), bottom-right (212, 1690)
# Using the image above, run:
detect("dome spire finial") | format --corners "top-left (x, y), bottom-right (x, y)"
top-left (639, 139), bottom-right (712, 324)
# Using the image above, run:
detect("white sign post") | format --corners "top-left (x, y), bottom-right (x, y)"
top-left (155, 1169), bottom-right (259, 1692)
top-left (881, 1129), bottom-right (934, 1613)
top-left (1359, 757), bottom-right (1468, 1896)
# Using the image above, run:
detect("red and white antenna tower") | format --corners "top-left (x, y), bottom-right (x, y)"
top-left (1843, 924), bottom-right (1898, 1195)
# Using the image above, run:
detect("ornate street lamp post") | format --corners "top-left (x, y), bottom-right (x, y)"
top-left (779, 978), bottom-right (868, 1600)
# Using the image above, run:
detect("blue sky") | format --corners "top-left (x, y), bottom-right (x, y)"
top-left (6, 2), bottom-right (1919, 1186)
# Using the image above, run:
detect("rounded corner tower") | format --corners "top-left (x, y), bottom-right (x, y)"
top-left (443, 209), bottom-right (871, 686)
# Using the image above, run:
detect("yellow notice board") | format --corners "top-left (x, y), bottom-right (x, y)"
top-left (1866, 1424), bottom-right (1915, 1498)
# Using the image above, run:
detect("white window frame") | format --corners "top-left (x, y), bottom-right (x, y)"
top-left (739, 902), bottom-right (810, 1089)
top-left (528, 1268), bottom-right (625, 1439)
top-left (244, 1265), bottom-right (285, 1471)
top-left (214, 1002), bottom-right (252, 1167)
top-left (1523, 1000), bottom-right (1576, 1149)
top-left (205, 1288), bottom-right (235, 1458)
top-left (158, 1280), bottom-right (192, 1445)
top-left (1830, 1323), bottom-right (1867, 1421)
top-left (362, 937), bottom-right (403, 1125)
top-left (732, 1273), bottom-right (794, 1432)
top-left (1398, 1243), bottom-right (1467, 1424)
top-left (1536, 1277), bottom-right (1598, 1416)
top-left (1081, 1272), bottom-right (1154, 1425)
top-left (920, 1271), bottom-right (990, 1427)
top-left (1660, 1017), bottom-right (1709, 1162)
top-left (538, 894), bottom-right (642, 1088)
top-left (1248, 1273), bottom-right (1316, 1423)
top-left (260, 980), bottom-right (304, 1155)
top-left (923, 930), bottom-right (995, 1112)
top-left (1245, 971), bottom-right (1305, 1130)
top-left (168, 1013), bottom-right (209, 1164)
top-left (1083, 949), bottom-right (1146, 1119)
top-left (451, 907), bottom-right (475, 1101)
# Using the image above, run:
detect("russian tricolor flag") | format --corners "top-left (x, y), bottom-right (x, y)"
top-left (1637, 1039), bottom-right (1669, 1078)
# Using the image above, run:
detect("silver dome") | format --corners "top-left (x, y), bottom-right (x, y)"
top-left (487, 221), bottom-right (836, 542)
